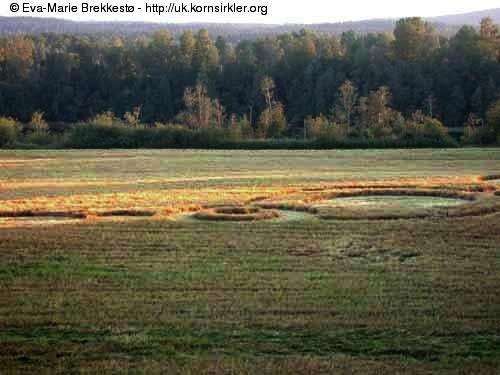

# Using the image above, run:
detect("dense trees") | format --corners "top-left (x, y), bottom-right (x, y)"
top-left (0, 16), bottom-right (477, 41)
top-left (0, 17), bottom-right (499, 147)
top-left (305, 81), bottom-right (454, 146)
top-left (486, 99), bottom-right (500, 140)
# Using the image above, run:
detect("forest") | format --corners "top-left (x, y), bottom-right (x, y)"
top-left (0, 16), bottom-right (499, 148)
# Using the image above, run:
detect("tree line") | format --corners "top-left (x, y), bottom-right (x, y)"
top-left (0, 17), bottom-right (499, 148)
top-left (1, 15), bottom-right (473, 40)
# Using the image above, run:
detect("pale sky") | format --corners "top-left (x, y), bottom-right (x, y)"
top-left (1, 0), bottom-right (499, 24)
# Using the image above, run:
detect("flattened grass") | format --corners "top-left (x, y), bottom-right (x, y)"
top-left (95, 209), bottom-right (157, 217)
top-left (256, 189), bottom-right (500, 221)
top-left (323, 195), bottom-right (467, 209)
top-left (194, 206), bottom-right (280, 221)
top-left (0, 209), bottom-right (87, 219)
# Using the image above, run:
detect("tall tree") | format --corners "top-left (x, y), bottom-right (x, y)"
top-left (257, 76), bottom-right (287, 138)
top-left (176, 82), bottom-right (225, 129)
top-left (193, 29), bottom-right (219, 73)
top-left (336, 80), bottom-right (358, 129)
top-left (393, 18), bottom-right (437, 60)
top-left (178, 31), bottom-right (196, 68)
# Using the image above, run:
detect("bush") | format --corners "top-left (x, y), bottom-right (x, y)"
top-left (25, 111), bottom-right (49, 134)
top-left (88, 111), bottom-right (121, 126)
top-left (422, 119), bottom-right (452, 141)
top-left (0, 117), bottom-right (21, 146)
top-left (461, 124), bottom-right (496, 145)
top-left (67, 123), bottom-right (130, 148)
top-left (24, 132), bottom-right (60, 147)
top-left (399, 116), bottom-right (456, 147)
top-left (305, 115), bottom-right (347, 141)
top-left (227, 115), bottom-right (253, 141)
top-left (66, 122), bottom-right (229, 149)
top-left (257, 103), bottom-right (287, 139)
top-left (58, 119), bottom-right (460, 149)
top-left (304, 111), bottom-right (455, 148)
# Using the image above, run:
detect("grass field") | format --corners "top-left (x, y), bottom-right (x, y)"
top-left (1, 148), bottom-right (500, 373)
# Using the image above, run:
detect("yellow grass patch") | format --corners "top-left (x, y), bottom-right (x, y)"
top-left (1, 175), bottom-right (498, 226)
top-left (0, 186), bottom-right (295, 223)
top-left (0, 174), bottom-right (484, 191)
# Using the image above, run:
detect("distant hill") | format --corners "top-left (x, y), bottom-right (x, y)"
top-left (430, 8), bottom-right (500, 25)
top-left (0, 8), bottom-right (498, 42)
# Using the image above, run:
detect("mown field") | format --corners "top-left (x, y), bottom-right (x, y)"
top-left (1, 149), bottom-right (500, 373)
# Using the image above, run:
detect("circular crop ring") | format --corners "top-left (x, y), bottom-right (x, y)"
top-left (193, 206), bottom-right (280, 221)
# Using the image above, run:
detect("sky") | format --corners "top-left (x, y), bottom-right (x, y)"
top-left (1, 0), bottom-right (499, 24)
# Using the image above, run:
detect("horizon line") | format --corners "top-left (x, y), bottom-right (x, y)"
top-left (0, 7), bottom-right (498, 26)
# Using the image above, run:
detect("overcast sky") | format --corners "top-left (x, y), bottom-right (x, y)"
top-left (1, 0), bottom-right (499, 24)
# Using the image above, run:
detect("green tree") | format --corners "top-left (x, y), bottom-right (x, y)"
top-left (257, 103), bottom-right (287, 139)
top-left (359, 87), bottom-right (392, 128)
top-left (178, 31), bottom-right (196, 68)
top-left (486, 99), bottom-right (500, 141)
top-left (461, 113), bottom-right (493, 145)
top-left (193, 29), bottom-right (219, 73)
top-left (305, 114), bottom-right (346, 141)
top-left (228, 114), bottom-right (253, 140)
top-left (215, 36), bottom-right (235, 66)
top-left (0, 36), bottom-right (34, 80)
top-left (479, 17), bottom-right (500, 60)
top-left (393, 18), bottom-right (437, 60)
top-left (480, 17), bottom-right (499, 41)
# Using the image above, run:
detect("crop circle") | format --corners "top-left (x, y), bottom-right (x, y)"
top-left (309, 190), bottom-right (485, 220)
top-left (255, 188), bottom-right (500, 220)
top-left (193, 206), bottom-right (280, 221)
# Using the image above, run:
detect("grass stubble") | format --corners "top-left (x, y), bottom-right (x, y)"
top-left (0, 149), bottom-right (499, 373)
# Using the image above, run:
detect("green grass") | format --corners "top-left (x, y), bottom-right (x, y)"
top-left (326, 195), bottom-right (467, 209)
top-left (1, 148), bottom-right (500, 199)
top-left (0, 149), bottom-right (500, 373)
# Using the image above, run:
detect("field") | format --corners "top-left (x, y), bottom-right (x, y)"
top-left (1, 148), bottom-right (500, 373)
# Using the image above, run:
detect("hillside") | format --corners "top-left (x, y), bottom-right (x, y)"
top-left (0, 8), bottom-right (498, 41)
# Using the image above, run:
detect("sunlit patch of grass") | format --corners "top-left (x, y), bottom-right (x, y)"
top-left (0, 158), bottom-right (491, 225)
top-left (312, 195), bottom-right (468, 220)
top-left (324, 195), bottom-right (467, 209)
top-left (0, 187), bottom-right (297, 222)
